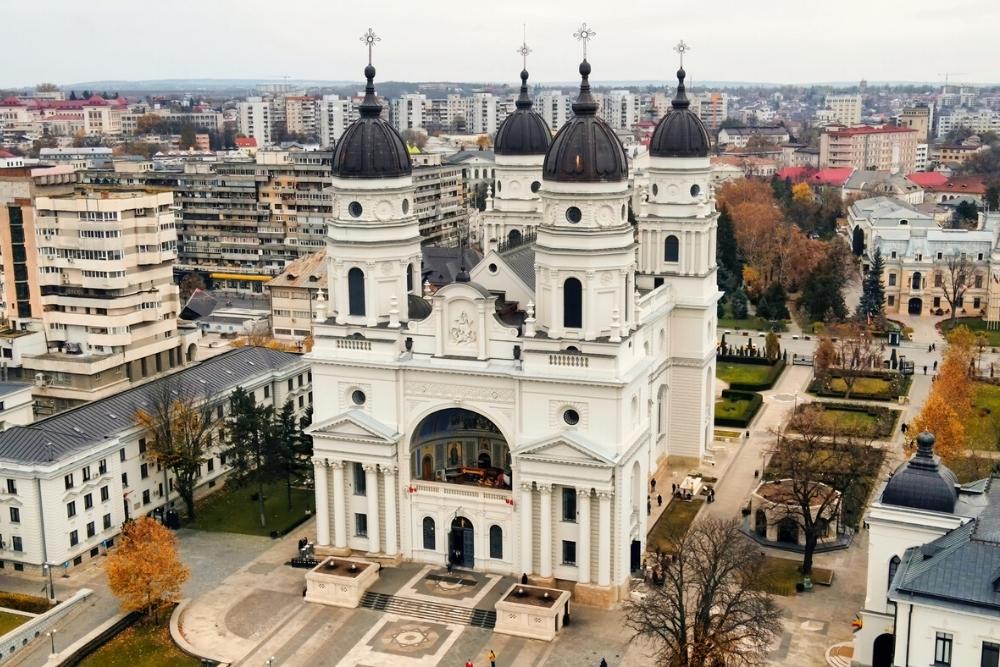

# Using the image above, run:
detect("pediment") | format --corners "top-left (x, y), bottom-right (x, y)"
top-left (514, 432), bottom-right (616, 467)
top-left (306, 410), bottom-right (399, 444)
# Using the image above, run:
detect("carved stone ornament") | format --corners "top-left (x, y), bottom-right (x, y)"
top-left (450, 310), bottom-right (477, 344)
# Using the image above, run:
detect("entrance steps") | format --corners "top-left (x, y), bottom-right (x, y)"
top-left (359, 591), bottom-right (497, 629)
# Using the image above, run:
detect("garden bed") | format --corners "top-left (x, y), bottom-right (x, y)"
top-left (792, 402), bottom-right (900, 438)
top-left (716, 358), bottom-right (786, 391)
top-left (646, 498), bottom-right (704, 554)
top-left (718, 317), bottom-right (787, 332)
top-left (0, 611), bottom-right (30, 636)
top-left (188, 479), bottom-right (314, 537)
top-left (715, 390), bottom-right (763, 428)
top-left (753, 557), bottom-right (835, 597)
top-left (808, 370), bottom-right (910, 402)
top-left (0, 592), bottom-right (51, 614)
top-left (968, 382), bottom-right (1000, 451)
top-left (78, 620), bottom-right (198, 667)
top-left (940, 317), bottom-right (1000, 347)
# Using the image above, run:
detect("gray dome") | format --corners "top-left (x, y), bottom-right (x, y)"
top-left (881, 432), bottom-right (958, 513)
top-left (542, 60), bottom-right (628, 183)
top-left (649, 68), bottom-right (710, 159)
top-left (494, 69), bottom-right (552, 156)
top-left (332, 65), bottom-right (412, 179)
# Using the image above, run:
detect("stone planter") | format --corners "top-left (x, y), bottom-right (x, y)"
top-left (494, 584), bottom-right (572, 641)
top-left (304, 556), bottom-right (378, 608)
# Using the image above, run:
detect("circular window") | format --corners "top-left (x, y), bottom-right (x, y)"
top-left (488, 263), bottom-right (498, 274)
top-left (351, 390), bottom-right (366, 406)
top-left (652, 183), bottom-right (659, 196)
top-left (690, 184), bottom-right (701, 198)
top-left (563, 409), bottom-right (580, 426)
top-left (348, 201), bottom-right (363, 218)
top-left (402, 199), bottom-right (409, 214)
top-left (530, 181), bottom-right (541, 193)
top-left (565, 207), bottom-right (582, 224)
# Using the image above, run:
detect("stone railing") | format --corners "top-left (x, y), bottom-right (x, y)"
top-left (2, 588), bottom-right (92, 665)
top-left (411, 482), bottom-right (511, 505)
top-left (336, 338), bottom-right (371, 351)
top-left (548, 353), bottom-right (589, 368)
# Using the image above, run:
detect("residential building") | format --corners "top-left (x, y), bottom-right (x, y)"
top-left (709, 155), bottom-right (777, 181)
top-left (410, 151), bottom-right (467, 244)
top-left (445, 149), bottom-right (495, 203)
top-left (468, 93), bottom-right (498, 136)
top-left (905, 173), bottom-right (988, 204)
top-left (120, 109), bottom-right (224, 135)
top-left (841, 170), bottom-right (925, 205)
top-left (0, 383), bottom-right (33, 430)
top-left (603, 90), bottom-right (641, 130)
top-left (717, 126), bottom-right (790, 148)
top-left (691, 91), bottom-right (729, 130)
top-left (318, 95), bottom-right (355, 148)
top-left (933, 139), bottom-right (989, 167)
top-left (819, 125), bottom-right (918, 173)
top-left (536, 91), bottom-right (572, 132)
top-left (238, 97), bottom-right (272, 148)
top-left (936, 108), bottom-right (1000, 138)
top-left (283, 96), bottom-right (319, 137)
top-left (914, 143), bottom-right (929, 172)
top-left (267, 249), bottom-right (326, 342)
top-left (898, 104), bottom-right (932, 142)
top-left (822, 94), bottom-right (862, 125)
top-left (0, 347), bottom-right (310, 574)
top-left (393, 94), bottom-right (428, 132)
top-left (38, 147), bottom-right (113, 170)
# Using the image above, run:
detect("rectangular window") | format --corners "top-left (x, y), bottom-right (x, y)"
top-left (934, 273), bottom-right (942, 287)
top-left (9, 508), bottom-right (19, 523)
top-left (975, 297), bottom-right (982, 309)
top-left (11, 536), bottom-right (22, 552)
top-left (121, 472), bottom-right (128, 487)
top-left (976, 275), bottom-right (984, 289)
top-left (933, 296), bottom-right (941, 308)
top-left (98, 459), bottom-right (107, 475)
top-left (298, 375), bottom-right (304, 387)
top-left (354, 463), bottom-right (367, 496)
top-left (100, 486), bottom-right (109, 502)
top-left (140, 463), bottom-right (149, 479)
top-left (562, 488), bottom-right (577, 522)
top-left (355, 513), bottom-right (368, 537)
top-left (982, 641), bottom-right (1000, 667)
top-left (263, 386), bottom-right (270, 399)
top-left (937, 252), bottom-right (943, 260)
top-left (142, 490), bottom-right (151, 505)
top-left (67, 501), bottom-right (76, 518)
top-left (935, 632), bottom-right (953, 665)
top-left (979, 253), bottom-right (985, 261)
top-left (138, 438), bottom-right (146, 454)
top-left (119, 448), bottom-right (126, 462)
top-left (69, 530), bottom-right (79, 547)
top-left (890, 251), bottom-right (897, 259)
top-left (207, 458), bottom-right (214, 473)
top-left (888, 273), bottom-right (896, 286)
top-left (562, 540), bottom-right (577, 565)
top-left (82, 466), bottom-right (91, 482)
top-left (86, 521), bottom-right (95, 538)
top-left (103, 514), bottom-right (112, 530)
top-left (64, 473), bottom-right (74, 489)
top-left (84, 494), bottom-right (93, 510)
top-left (287, 379), bottom-right (293, 391)
top-left (5, 480), bottom-right (14, 495)
top-left (887, 295), bottom-right (895, 306)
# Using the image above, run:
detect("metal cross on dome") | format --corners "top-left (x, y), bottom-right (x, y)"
top-left (360, 28), bottom-right (380, 65)
top-left (517, 25), bottom-right (532, 69)
top-left (573, 22), bottom-right (597, 60)
top-left (674, 40), bottom-right (691, 67)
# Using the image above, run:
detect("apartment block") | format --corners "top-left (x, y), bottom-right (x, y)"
top-left (468, 93), bottom-right (498, 136)
top-left (238, 97), bottom-right (272, 148)
top-left (603, 90), bottom-right (642, 130)
top-left (535, 91), bottom-right (571, 132)
top-left (318, 95), bottom-right (355, 148)
top-left (267, 250), bottom-right (326, 342)
top-left (393, 94), bottom-right (428, 132)
top-left (691, 92), bottom-right (729, 130)
top-left (819, 125), bottom-right (918, 173)
top-left (410, 152), bottom-right (467, 245)
top-left (936, 109), bottom-right (1000, 138)
top-left (284, 96), bottom-right (319, 138)
top-left (822, 94), bottom-right (863, 126)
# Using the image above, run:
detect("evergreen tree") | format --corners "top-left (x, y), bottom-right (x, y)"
top-left (69, 90), bottom-right (77, 100)
top-left (855, 247), bottom-right (886, 326)
top-left (716, 208), bottom-right (742, 286)
top-left (224, 387), bottom-right (277, 528)
top-left (730, 288), bottom-right (750, 319)
top-left (757, 282), bottom-right (790, 320)
top-left (271, 400), bottom-right (309, 510)
top-left (798, 244), bottom-right (851, 322)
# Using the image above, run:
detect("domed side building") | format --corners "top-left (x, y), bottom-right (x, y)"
top-left (852, 432), bottom-right (1000, 667)
top-left (307, 48), bottom-right (718, 609)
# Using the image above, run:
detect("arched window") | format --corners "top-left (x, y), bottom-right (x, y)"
top-left (664, 235), bottom-right (680, 262)
top-left (887, 555), bottom-right (900, 589)
top-left (489, 525), bottom-right (503, 559)
top-left (423, 516), bottom-right (436, 550)
top-left (911, 271), bottom-right (922, 290)
top-left (563, 278), bottom-right (582, 329)
top-left (348, 268), bottom-right (366, 316)
top-left (406, 263), bottom-right (413, 293)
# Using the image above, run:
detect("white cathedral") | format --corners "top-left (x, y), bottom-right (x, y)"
top-left (306, 41), bottom-right (719, 605)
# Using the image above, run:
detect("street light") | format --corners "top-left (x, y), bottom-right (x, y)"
top-left (266, 658), bottom-right (276, 666)
top-left (47, 629), bottom-right (56, 655)
top-left (42, 563), bottom-right (55, 602)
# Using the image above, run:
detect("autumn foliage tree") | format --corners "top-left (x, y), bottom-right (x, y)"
top-left (911, 326), bottom-right (977, 462)
top-left (105, 517), bottom-right (189, 620)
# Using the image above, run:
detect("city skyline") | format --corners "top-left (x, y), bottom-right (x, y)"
top-left (2, 0), bottom-right (997, 88)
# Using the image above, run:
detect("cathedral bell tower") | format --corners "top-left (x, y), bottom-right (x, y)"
top-left (533, 37), bottom-right (635, 341)
top-left (326, 29), bottom-right (422, 327)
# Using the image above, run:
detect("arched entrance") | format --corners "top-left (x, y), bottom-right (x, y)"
top-left (450, 516), bottom-right (474, 569)
top-left (852, 226), bottom-right (865, 255)
top-left (872, 633), bottom-right (894, 667)
top-left (777, 518), bottom-right (799, 545)
top-left (755, 510), bottom-right (767, 538)
top-left (507, 229), bottom-right (522, 246)
top-left (410, 408), bottom-right (511, 489)
top-left (908, 297), bottom-right (922, 315)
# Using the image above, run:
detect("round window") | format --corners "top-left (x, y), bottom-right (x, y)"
top-left (530, 181), bottom-right (541, 193)
top-left (351, 390), bottom-right (366, 406)
top-left (565, 206), bottom-right (582, 224)
top-left (402, 199), bottom-right (409, 214)
top-left (690, 184), bottom-right (701, 198)
top-left (563, 409), bottom-right (580, 426)
top-left (652, 183), bottom-right (659, 196)
top-left (348, 201), bottom-right (363, 218)
top-left (488, 263), bottom-right (498, 274)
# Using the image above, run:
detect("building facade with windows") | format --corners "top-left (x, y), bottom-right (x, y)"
top-left (819, 126), bottom-right (918, 174)
top-left (307, 56), bottom-right (717, 607)
top-left (0, 347), bottom-right (310, 575)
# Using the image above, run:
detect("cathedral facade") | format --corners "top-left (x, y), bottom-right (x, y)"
top-left (307, 48), bottom-right (719, 604)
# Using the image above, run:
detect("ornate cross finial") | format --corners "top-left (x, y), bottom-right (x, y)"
top-left (674, 40), bottom-right (691, 67)
top-left (517, 25), bottom-right (532, 70)
top-left (360, 28), bottom-right (380, 65)
top-left (573, 22), bottom-right (597, 60)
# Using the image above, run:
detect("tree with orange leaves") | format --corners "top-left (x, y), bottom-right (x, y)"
top-left (911, 392), bottom-right (967, 462)
top-left (105, 517), bottom-right (189, 620)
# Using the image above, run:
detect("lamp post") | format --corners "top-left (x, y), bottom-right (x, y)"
top-left (42, 563), bottom-right (55, 602)
top-left (265, 658), bottom-right (275, 667)
top-left (47, 629), bottom-right (56, 655)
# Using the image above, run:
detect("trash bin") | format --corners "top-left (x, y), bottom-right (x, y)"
top-left (165, 509), bottom-right (181, 529)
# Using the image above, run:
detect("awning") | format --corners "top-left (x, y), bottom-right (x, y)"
top-left (209, 273), bottom-right (272, 282)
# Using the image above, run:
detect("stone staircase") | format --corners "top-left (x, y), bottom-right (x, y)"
top-left (360, 591), bottom-right (497, 629)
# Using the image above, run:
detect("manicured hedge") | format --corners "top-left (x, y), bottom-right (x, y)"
top-left (0, 591), bottom-right (52, 614)
top-left (714, 390), bottom-right (764, 428)
top-left (794, 401), bottom-right (901, 438)
top-left (808, 370), bottom-right (911, 402)
top-left (719, 357), bottom-right (786, 391)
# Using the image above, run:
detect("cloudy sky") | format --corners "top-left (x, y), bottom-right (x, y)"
top-left (3, 0), bottom-right (996, 87)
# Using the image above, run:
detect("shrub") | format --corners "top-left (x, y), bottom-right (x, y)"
top-left (714, 390), bottom-right (764, 428)
top-left (0, 592), bottom-right (53, 614)
top-left (718, 357), bottom-right (786, 391)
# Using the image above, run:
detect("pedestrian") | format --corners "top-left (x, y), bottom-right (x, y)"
top-left (650, 478), bottom-right (656, 491)
top-left (447, 558), bottom-right (453, 574)
top-left (928, 344), bottom-right (932, 352)
top-left (487, 649), bottom-right (496, 667)
top-left (934, 360), bottom-right (938, 371)
top-left (465, 659), bottom-right (474, 667)
top-left (671, 483), bottom-right (676, 493)
top-left (521, 572), bottom-right (528, 585)
top-left (647, 497), bottom-right (651, 515)
top-left (656, 494), bottom-right (663, 507)
top-left (599, 659), bottom-right (608, 667)
top-left (924, 365), bottom-right (927, 375)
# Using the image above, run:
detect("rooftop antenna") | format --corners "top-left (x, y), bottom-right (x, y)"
top-left (573, 22), bottom-right (597, 61)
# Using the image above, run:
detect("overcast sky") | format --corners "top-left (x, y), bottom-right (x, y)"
top-left (3, 0), bottom-right (996, 88)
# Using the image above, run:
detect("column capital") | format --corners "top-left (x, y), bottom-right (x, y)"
top-left (362, 463), bottom-right (378, 473)
top-left (519, 481), bottom-right (534, 492)
top-left (537, 483), bottom-right (552, 494)
top-left (381, 464), bottom-right (398, 477)
top-left (596, 489), bottom-right (614, 500)
top-left (311, 457), bottom-right (327, 467)
top-left (329, 460), bottom-right (345, 470)
top-left (576, 487), bottom-right (592, 498)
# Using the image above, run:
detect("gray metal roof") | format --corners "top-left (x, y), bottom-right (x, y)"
top-left (0, 347), bottom-right (305, 466)
top-left (0, 382), bottom-right (31, 399)
top-left (499, 243), bottom-right (536, 290)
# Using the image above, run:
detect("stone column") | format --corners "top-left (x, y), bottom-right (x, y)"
top-left (382, 465), bottom-right (398, 556)
top-left (520, 482), bottom-right (533, 575)
top-left (330, 461), bottom-right (347, 549)
top-left (364, 464), bottom-right (381, 554)
top-left (597, 490), bottom-right (613, 587)
top-left (313, 457), bottom-right (330, 546)
top-left (577, 488), bottom-right (592, 585)
top-left (539, 484), bottom-right (553, 579)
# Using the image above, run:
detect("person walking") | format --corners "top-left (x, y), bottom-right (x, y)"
top-left (487, 649), bottom-right (497, 667)
top-left (656, 494), bottom-right (663, 507)
top-left (599, 658), bottom-right (608, 667)
top-left (650, 478), bottom-right (656, 491)
top-left (465, 659), bottom-right (474, 667)
top-left (647, 497), bottom-right (651, 515)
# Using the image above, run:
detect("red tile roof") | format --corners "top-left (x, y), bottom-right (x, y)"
top-left (0, 150), bottom-right (16, 158)
top-left (0, 97), bottom-right (25, 107)
top-left (235, 137), bottom-right (257, 148)
top-left (923, 175), bottom-right (987, 194)
top-left (905, 172), bottom-right (947, 188)
top-left (810, 167), bottom-right (855, 187)
top-left (776, 166), bottom-right (817, 182)
top-left (827, 125), bottom-right (916, 137)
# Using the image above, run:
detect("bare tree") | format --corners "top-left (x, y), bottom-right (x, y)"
top-left (624, 518), bottom-right (783, 667)
top-left (830, 322), bottom-right (884, 399)
top-left (768, 406), bottom-right (883, 575)
top-left (940, 253), bottom-right (973, 320)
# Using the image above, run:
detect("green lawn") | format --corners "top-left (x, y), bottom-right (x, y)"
top-left (0, 611), bottom-right (29, 636)
top-left (719, 317), bottom-right (782, 332)
top-left (941, 317), bottom-right (1000, 346)
top-left (968, 382), bottom-right (1000, 451)
top-left (647, 498), bottom-right (704, 554)
top-left (717, 362), bottom-right (772, 385)
top-left (715, 396), bottom-right (753, 421)
top-left (79, 622), bottom-right (197, 667)
top-left (828, 377), bottom-right (892, 395)
top-left (753, 558), bottom-right (835, 597)
top-left (818, 408), bottom-right (879, 433)
top-left (187, 479), bottom-right (314, 537)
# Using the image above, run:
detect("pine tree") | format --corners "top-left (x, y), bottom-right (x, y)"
top-left (224, 387), bottom-right (277, 528)
top-left (716, 208), bottom-right (742, 283)
top-left (856, 247), bottom-right (886, 326)
top-left (757, 282), bottom-right (790, 320)
top-left (271, 400), bottom-right (309, 510)
top-left (730, 288), bottom-right (749, 319)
